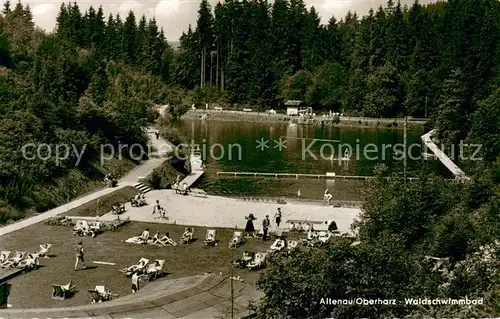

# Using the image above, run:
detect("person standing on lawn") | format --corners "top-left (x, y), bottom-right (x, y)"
top-left (132, 272), bottom-right (140, 293)
top-left (74, 241), bottom-right (86, 271)
top-left (262, 215), bottom-right (270, 241)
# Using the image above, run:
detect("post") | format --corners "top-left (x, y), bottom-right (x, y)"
top-left (404, 116), bottom-right (407, 193)
top-left (230, 265), bottom-right (234, 319)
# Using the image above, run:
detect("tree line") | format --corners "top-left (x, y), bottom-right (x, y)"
top-left (178, 0), bottom-right (499, 118)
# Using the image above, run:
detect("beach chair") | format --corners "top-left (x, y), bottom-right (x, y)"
top-left (229, 231), bottom-right (244, 248)
top-left (89, 285), bottom-right (117, 303)
top-left (203, 229), bottom-right (216, 246)
top-left (156, 235), bottom-right (177, 246)
top-left (0, 251), bottom-right (11, 264)
top-left (317, 231), bottom-right (331, 245)
top-left (233, 252), bottom-right (255, 268)
top-left (247, 253), bottom-right (267, 270)
top-left (180, 228), bottom-right (194, 244)
top-left (146, 259), bottom-right (165, 281)
top-left (73, 220), bottom-right (91, 236)
top-left (270, 239), bottom-right (286, 252)
top-left (287, 240), bottom-right (299, 252)
top-left (1, 252), bottom-right (26, 268)
top-left (120, 258), bottom-right (149, 276)
top-left (52, 282), bottom-right (75, 300)
top-left (17, 253), bottom-right (39, 270)
top-left (37, 244), bottom-right (52, 258)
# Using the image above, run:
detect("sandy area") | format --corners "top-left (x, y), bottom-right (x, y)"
top-left (90, 190), bottom-right (361, 234)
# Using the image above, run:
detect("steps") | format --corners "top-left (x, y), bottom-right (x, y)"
top-left (134, 182), bottom-right (151, 194)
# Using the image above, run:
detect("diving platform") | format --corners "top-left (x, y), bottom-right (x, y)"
top-left (421, 130), bottom-right (469, 181)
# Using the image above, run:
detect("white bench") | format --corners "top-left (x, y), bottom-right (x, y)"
top-left (243, 108), bottom-right (252, 112)
top-left (214, 107), bottom-right (223, 111)
top-left (190, 188), bottom-right (207, 198)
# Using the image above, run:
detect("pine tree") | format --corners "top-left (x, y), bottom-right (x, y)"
top-left (121, 11), bottom-right (137, 64)
top-left (196, 0), bottom-right (214, 87)
top-left (2, 0), bottom-right (11, 15)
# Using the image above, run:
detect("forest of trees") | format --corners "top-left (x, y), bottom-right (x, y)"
top-left (176, 0), bottom-right (500, 119)
top-left (0, 1), bottom-right (189, 223)
top-left (0, 0), bottom-right (499, 316)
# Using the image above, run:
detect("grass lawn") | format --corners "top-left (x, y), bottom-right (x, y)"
top-left (1, 221), bottom-right (303, 309)
top-left (62, 186), bottom-right (139, 217)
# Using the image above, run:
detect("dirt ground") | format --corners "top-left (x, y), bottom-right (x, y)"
top-left (0, 221), bottom-right (304, 309)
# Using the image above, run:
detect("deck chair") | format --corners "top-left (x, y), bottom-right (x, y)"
top-left (317, 231), bottom-right (331, 244)
top-left (37, 244), bottom-right (52, 258)
top-left (52, 282), bottom-right (75, 300)
top-left (270, 239), bottom-right (286, 252)
top-left (1, 251), bottom-right (26, 268)
top-left (247, 253), bottom-right (267, 270)
top-left (120, 258), bottom-right (149, 276)
top-left (233, 252), bottom-right (255, 268)
top-left (180, 228), bottom-right (194, 244)
top-left (89, 285), bottom-right (117, 303)
top-left (203, 229), bottom-right (216, 246)
top-left (0, 251), bottom-right (11, 264)
top-left (229, 231), bottom-right (244, 248)
top-left (73, 220), bottom-right (92, 236)
top-left (146, 260), bottom-right (165, 280)
top-left (156, 235), bottom-right (177, 246)
top-left (17, 253), bottom-right (39, 270)
top-left (287, 240), bottom-right (298, 252)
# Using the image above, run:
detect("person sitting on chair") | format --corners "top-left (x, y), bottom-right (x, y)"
top-left (181, 228), bottom-right (192, 242)
top-left (140, 228), bottom-right (150, 244)
top-left (181, 183), bottom-right (188, 195)
top-left (152, 231), bottom-right (160, 244)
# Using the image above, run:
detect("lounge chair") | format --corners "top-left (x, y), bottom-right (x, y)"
top-left (37, 244), bottom-right (52, 258)
top-left (247, 253), bottom-right (267, 270)
top-left (287, 240), bottom-right (298, 252)
top-left (17, 253), bottom-right (39, 270)
top-left (1, 251), bottom-right (26, 269)
top-left (229, 231), bottom-right (244, 248)
top-left (89, 285), bottom-right (117, 303)
top-left (52, 282), bottom-right (75, 300)
top-left (233, 252), bottom-right (255, 268)
top-left (317, 231), bottom-right (331, 245)
top-left (146, 259), bottom-right (165, 280)
top-left (120, 258), bottom-right (150, 276)
top-left (203, 229), bottom-right (216, 246)
top-left (270, 239), bottom-right (286, 252)
top-left (111, 203), bottom-right (126, 215)
top-left (73, 220), bottom-right (95, 237)
top-left (0, 251), bottom-right (11, 264)
top-left (180, 228), bottom-right (194, 244)
top-left (156, 235), bottom-right (177, 246)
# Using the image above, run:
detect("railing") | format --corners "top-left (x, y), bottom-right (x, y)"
top-left (216, 172), bottom-right (419, 181)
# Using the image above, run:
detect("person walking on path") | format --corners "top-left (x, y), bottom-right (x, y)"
top-left (132, 272), bottom-right (140, 293)
top-left (245, 213), bottom-right (256, 237)
top-left (274, 208), bottom-right (282, 227)
top-left (74, 241), bottom-right (86, 271)
top-left (297, 189), bottom-right (301, 200)
top-left (262, 215), bottom-right (270, 241)
top-left (155, 130), bottom-right (160, 139)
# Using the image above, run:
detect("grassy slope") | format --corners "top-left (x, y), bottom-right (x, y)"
top-left (62, 186), bottom-right (139, 217)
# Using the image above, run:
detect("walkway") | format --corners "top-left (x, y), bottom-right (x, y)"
top-left (421, 130), bottom-right (469, 180)
top-left (0, 127), bottom-right (173, 237)
top-left (0, 274), bottom-right (262, 319)
top-left (85, 190), bottom-right (360, 234)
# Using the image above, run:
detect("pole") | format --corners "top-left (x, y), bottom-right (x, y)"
top-left (404, 116), bottom-right (407, 195)
top-left (230, 265), bottom-right (234, 319)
